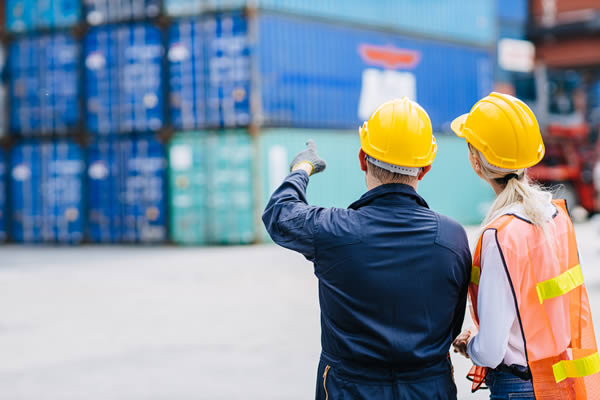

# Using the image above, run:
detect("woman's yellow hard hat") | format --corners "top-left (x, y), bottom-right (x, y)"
top-left (360, 98), bottom-right (437, 168)
top-left (451, 92), bottom-right (545, 170)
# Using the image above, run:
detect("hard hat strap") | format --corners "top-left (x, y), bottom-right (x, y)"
top-left (364, 155), bottom-right (420, 176)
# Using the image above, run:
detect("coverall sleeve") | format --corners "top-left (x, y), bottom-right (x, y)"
top-left (262, 170), bottom-right (323, 261)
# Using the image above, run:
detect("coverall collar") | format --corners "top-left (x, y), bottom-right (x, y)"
top-left (349, 183), bottom-right (430, 210)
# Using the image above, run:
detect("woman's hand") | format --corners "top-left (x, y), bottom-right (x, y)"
top-left (452, 327), bottom-right (475, 358)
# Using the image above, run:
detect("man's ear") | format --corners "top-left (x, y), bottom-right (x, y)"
top-left (418, 165), bottom-right (432, 181)
top-left (359, 148), bottom-right (368, 172)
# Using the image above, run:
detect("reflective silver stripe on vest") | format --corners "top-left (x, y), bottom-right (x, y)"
top-left (365, 155), bottom-right (420, 176)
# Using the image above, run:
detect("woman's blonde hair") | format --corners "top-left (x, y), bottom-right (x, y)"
top-left (468, 143), bottom-right (554, 232)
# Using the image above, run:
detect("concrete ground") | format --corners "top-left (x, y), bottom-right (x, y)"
top-left (0, 222), bottom-right (599, 400)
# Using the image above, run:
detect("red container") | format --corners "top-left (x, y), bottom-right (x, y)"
top-left (531, 0), bottom-right (600, 25)
top-left (536, 37), bottom-right (600, 67)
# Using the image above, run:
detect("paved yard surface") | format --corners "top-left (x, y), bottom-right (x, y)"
top-left (0, 222), bottom-right (599, 399)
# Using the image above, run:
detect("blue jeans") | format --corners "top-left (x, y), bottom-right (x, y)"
top-left (485, 369), bottom-right (535, 399)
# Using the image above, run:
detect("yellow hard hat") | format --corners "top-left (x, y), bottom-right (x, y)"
top-left (451, 92), bottom-right (545, 170)
top-left (360, 98), bottom-right (437, 168)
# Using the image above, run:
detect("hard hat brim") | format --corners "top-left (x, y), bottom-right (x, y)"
top-left (451, 114), bottom-right (468, 138)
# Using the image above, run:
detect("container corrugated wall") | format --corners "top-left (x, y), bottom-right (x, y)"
top-left (164, 0), bottom-right (496, 46)
top-left (10, 140), bottom-right (84, 243)
top-left (85, 0), bottom-right (160, 25)
top-left (168, 16), bottom-right (251, 129)
top-left (0, 149), bottom-right (6, 241)
top-left (0, 46), bottom-right (6, 137)
top-left (87, 136), bottom-right (166, 243)
top-left (257, 13), bottom-right (493, 131)
top-left (168, 20), bottom-right (208, 130)
top-left (168, 130), bottom-right (254, 245)
top-left (84, 24), bottom-right (164, 135)
top-left (168, 133), bottom-right (208, 244)
top-left (7, 0), bottom-right (80, 32)
top-left (257, 129), bottom-right (494, 240)
top-left (9, 33), bottom-right (79, 136)
top-left (167, 13), bottom-right (493, 132)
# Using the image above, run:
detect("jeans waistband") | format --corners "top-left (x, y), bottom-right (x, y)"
top-left (320, 351), bottom-right (451, 382)
top-left (494, 364), bottom-right (532, 381)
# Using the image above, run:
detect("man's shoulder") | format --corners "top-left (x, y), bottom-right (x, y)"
top-left (431, 211), bottom-right (470, 257)
top-left (314, 207), bottom-right (362, 248)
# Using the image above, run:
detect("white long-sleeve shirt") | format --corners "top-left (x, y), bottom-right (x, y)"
top-left (467, 202), bottom-right (557, 368)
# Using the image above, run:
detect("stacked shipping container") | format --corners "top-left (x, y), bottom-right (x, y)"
top-left (84, 0), bottom-right (160, 25)
top-left (166, 5), bottom-right (495, 244)
top-left (169, 131), bottom-right (254, 244)
top-left (0, 149), bottom-right (6, 240)
top-left (9, 141), bottom-right (84, 243)
top-left (164, 0), bottom-right (496, 46)
top-left (83, 17), bottom-right (167, 243)
top-left (9, 33), bottom-right (79, 135)
top-left (84, 24), bottom-right (164, 134)
top-left (0, 0), bottom-right (503, 245)
top-left (87, 137), bottom-right (166, 243)
top-left (167, 12), bottom-right (493, 131)
top-left (6, 1), bottom-right (84, 244)
top-left (7, 0), bottom-right (79, 32)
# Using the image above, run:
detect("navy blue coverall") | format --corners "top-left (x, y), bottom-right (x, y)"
top-left (262, 171), bottom-right (472, 399)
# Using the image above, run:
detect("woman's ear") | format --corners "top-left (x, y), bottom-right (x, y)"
top-left (468, 148), bottom-right (483, 176)
top-left (359, 148), bottom-right (368, 172)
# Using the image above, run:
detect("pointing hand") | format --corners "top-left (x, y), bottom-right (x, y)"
top-left (290, 139), bottom-right (327, 176)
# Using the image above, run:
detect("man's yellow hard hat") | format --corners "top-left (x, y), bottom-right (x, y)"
top-left (360, 98), bottom-right (437, 168)
top-left (451, 92), bottom-right (545, 170)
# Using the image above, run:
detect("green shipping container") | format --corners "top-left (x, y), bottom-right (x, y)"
top-left (168, 131), bottom-right (255, 245)
top-left (419, 137), bottom-right (495, 225)
top-left (258, 129), bottom-right (494, 241)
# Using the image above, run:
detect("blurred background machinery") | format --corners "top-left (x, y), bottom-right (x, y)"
top-left (0, 0), bottom-right (597, 245)
top-left (497, 0), bottom-right (600, 216)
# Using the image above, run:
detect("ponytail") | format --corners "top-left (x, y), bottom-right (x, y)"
top-left (482, 175), bottom-right (553, 229)
top-left (469, 144), bottom-right (554, 233)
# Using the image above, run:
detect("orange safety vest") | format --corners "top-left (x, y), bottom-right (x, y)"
top-left (467, 199), bottom-right (600, 399)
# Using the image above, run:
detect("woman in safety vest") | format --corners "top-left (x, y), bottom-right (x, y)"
top-left (451, 92), bottom-right (600, 399)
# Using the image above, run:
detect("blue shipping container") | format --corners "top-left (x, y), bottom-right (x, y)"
top-left (7, 0), bottom-right (80, 32)
top-left (168, 16), bottom-right (251, 129)
top-left (9, 33), bottom-right (79, 136)
top-left (85, 24), bottom-right (164, 135)
top-left (87, 136), bottom-right (166, 243)
top-left (168, 12), bottom-right (493, 131)
top-left (0, 46), bottom-right (7, 137)
top-left (164, 0), bottom-right (496, 46)
top-left (85, 0), bottom-right (160, 25)
top-left (498, 0), bottom-right (529, 23)
top-left (0, 149), bottom-right (6, 241)
top-left (10, 140), bottom-right (84, 244)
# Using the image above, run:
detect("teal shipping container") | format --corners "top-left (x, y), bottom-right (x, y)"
top-left (418, 137), bottom-right (495, 226)
top-left (258, 130), bottom-right (494, 241)
top-left (164, 0), bottom-right (496, 46)
top-left (168, 131), bottom-right (255, 245)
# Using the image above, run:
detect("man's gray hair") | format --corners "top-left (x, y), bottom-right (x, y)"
top-left (365, 155), bottom-right (422, 185)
